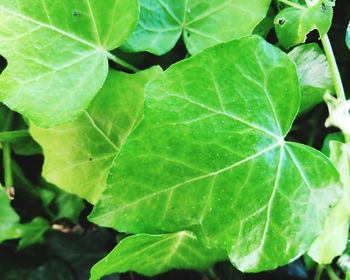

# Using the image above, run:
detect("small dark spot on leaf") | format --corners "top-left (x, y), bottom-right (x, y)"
top-left (321, 3), bottom-right (327, 12)
top-left (278, 18), bottom-right (286, 26)
top-left (72, 10), bottom-right (81, 16)
top-left (89, 157), bottom-right (93, 162)
top-left (185, 32), bottom-right (190, 38)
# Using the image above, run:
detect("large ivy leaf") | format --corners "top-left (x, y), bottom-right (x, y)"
top-left (0, 0), bottom-right (139, 127)
top-left (30, 67), bottom-right (162, 203)
top-left (274, 0), bottom-right (334, 49)
top-left (122, 0), bottom-right (271, 55)
top-left (0, 187), bottom-right (21, 243)
top-left (90, 36), bottom-right (341, 272)
top-left (90, 231), bottom-right (225, 279)
top-left (308, 141), bottom-right (350, 264)
top-left (288, 43), bottom-right (333, 113)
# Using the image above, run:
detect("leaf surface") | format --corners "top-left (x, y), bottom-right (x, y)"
top-left (288, 43), bottom-right (333, 112)
top-left (0, 0), bottom-right (139, 127)
top-left (274, 0), bottom-right (333, 49)
top-left (18, 217), bottom-right (50, 250)
top-left (0, 187), bottom-right (21, 243)
top-left (30, 67), bottom-right (162, 203)
top-left (90, 231), bottom-right (225, 279)
top-left (90, 36), bottom-right (341, 271)
top-left (309, 141), bottom-right (350, 264)
top-left (123, 0), bottom-right (271, 55)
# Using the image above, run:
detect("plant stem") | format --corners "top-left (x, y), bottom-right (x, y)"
top-left (325, 265), bottom-right (341, 280)
top-left (106, 52), bottom-right (139, 73)
top-left (314, 264), bottom-right (324, 280)
top-left (321, 35), bottom-right (346, 101)
top-left (278, 0), bottom-right (306, 10)
top-left (0, 130), bottom-right (30, 143)
top-left (3, 142), bottom-right (13, 189)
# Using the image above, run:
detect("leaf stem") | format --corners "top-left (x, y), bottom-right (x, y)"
top-left (320, 35), bottom-right (346, 101)
top-left (106, 52), bottom-right (139, 73)
top-left (278, 0), bottom-right (306, 10)
top-left (314, 264), bottom-right (324, 280)
top-left (0, 130), bottom-right (30, 143)
top-left (2, 142), bottom-right (13, 189)
top-left (325, 265), bottom-right (341, 280)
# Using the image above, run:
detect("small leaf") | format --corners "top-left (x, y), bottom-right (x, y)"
top-left (274, 0), bottom-right (334, 49)
top-left (123, 0), bottom-right (271, 55)
top-left (0, 0), bottom-right (139, 127)
top-left (53, 190), bottom-right (84, 223)
top-left (288, 43), bottom-right (333, 112)
top-left (90, 231), bottom-right (225, 279)
top-left (309, 141), bottom-right (350, 264)
top-left (0, 186), bottom-right (21, 243)
top-left (17, 217), bottom-right (50, 250)
top-left (30, 67), bottom-right (162, 203)
top-left (90, 36), bottom-right (341, 272)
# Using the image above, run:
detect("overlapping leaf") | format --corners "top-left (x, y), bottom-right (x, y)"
top-left (123, 0), bottom-right (271, 55)
top-left (275, 0), bottom-right (334, 49)
top-left (288, 43), bottom-right (333, 112)
top-left (0, 0), bottom-right (139, 127)
top-left (90, 36), bottom-right (341, 271)
top-left (0, 187), bottom-right (21, 243)
top-left (90, 231), bottom-right (225, 279)
top-left (30, 67), bottom-right (162, 203)
top-left (309, 141), bottom-right (350, 264)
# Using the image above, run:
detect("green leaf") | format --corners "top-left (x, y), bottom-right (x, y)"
top-left (123, 0), bottom-right (271, 55)
top-left (308, 141), bottom-right (350, 264)
top-left (90, 231), bottom-right (225, 279)
top-left (0, 187), bottom-right (21, 243)
top-left (288, 43), bottom-right (333, 113)
top-left (274, 0), bottom-right (334, 49)
top-left (346, 22), bottom-right (350, 49)
top-left (46, 228), bottom-right (116, 280)
top-left (0, 0), bottom-right (139, 127)
top-left (89, 36), bottom-right (341, 272)
top-left (321, 132), bottom-right (344, 156)
top-left (30, 67), bottom-right (162, 203)
top-left (17, 217), bottom-right (50, 250)
top-left (53, 190), bottom-right (84, 223)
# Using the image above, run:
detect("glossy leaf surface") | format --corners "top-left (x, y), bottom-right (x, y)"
top-left (30, 67), bottom-right (162, 203)
top-left (123, 0), bottom-right (271, 55)
top-left (0, 0), bottom-right (139, 127)
top-left (90, 231), bottom-right (225, 279)
top-left (90, 36), bottom-right (341, 271)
